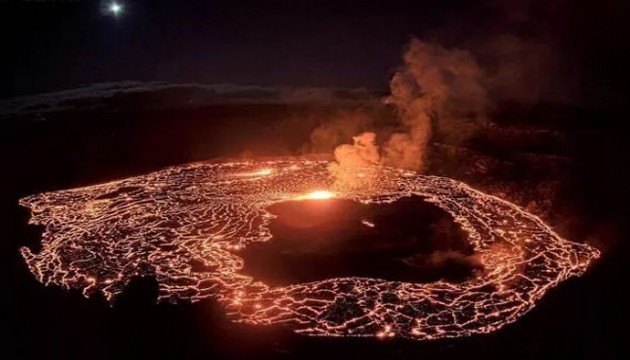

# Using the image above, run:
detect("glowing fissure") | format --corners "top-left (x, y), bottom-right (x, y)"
top-left (293, 190), bottom-right (337, 201)
top-left (19, 157), bottom-right (599, 340)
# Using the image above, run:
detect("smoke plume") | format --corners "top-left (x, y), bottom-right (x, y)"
top-left (329, 38), bottom-right (491, 184)
top-left (327, 132), bottom-right (381, 189)
top-left (310, 110), bottom-right (375, 154)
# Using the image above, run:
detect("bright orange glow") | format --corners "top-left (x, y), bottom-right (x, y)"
top-left (237, 168), bottom-right (273, 177)
top-left (250, 168), bottom-right (273, 176)
top-left (293, 190), bottom-right (337, 201)
top-left (306, 190), bottom-right (336, 200)
top-left (361, 219), bottom-right (375, 228)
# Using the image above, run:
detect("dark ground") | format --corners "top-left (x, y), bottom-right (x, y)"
top-left (2, 95), bottom-right (628, 359)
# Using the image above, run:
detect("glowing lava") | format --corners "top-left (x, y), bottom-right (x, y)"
top-left (361, 219), bottom-right (375, 228)
top-left (18, 157), bottom-right (599, 340)
top-left (239, 168), bottom-right (273, 177)
top-left (296, 190), bottom-right (337, 201)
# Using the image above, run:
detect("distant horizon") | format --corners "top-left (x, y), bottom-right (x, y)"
top-left (0, 80), bottom-right (385, 116)
top-left (0, 79), bottom-right (390, 102)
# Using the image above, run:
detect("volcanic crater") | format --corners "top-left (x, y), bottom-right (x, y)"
top-left (242, 196), bottom-right (482, 286)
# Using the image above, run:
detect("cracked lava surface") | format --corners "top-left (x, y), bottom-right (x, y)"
top-left (19, 157), bottom-right (599, 340)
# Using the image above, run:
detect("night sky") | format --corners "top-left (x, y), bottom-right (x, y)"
top-left (1, 0), bottom-right (628, 106)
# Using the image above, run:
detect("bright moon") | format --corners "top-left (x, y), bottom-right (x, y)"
top-left (109, 2), bottom-right (123, 16)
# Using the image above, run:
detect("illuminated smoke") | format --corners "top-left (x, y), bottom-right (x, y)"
top-left (329, 38), bottom-right (490, 183)
top-left (328, 132), bottom-right (381, 189)
top-left (310, 110), bottom-right (374, 153)
top-left (384, 39), bottom-right (490, 170)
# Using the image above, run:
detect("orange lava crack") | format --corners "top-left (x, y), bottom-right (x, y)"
top-left (19, 157), bottom-right (599, 340)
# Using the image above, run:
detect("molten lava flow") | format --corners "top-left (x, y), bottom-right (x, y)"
top-left (295, 190), bottom-right (336, 201)
top-left (240, 168), bottom-right (273, 177)
top-left (19, 157), bottom-right (599, 340)
top-left (361, 219), bottom-right (375, 228)
top-left (306, 190), bottom-right (336, 200)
